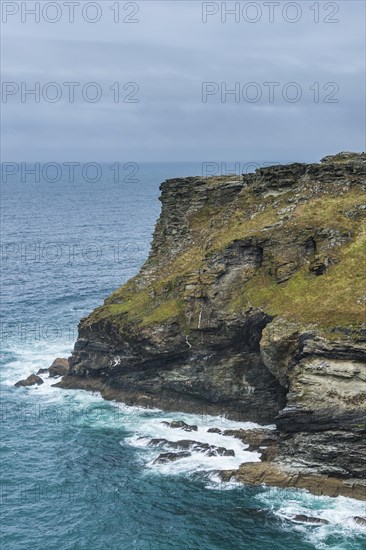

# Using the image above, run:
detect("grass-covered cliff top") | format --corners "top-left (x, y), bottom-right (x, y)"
top-left (84, 153), bottom-right (366, 334)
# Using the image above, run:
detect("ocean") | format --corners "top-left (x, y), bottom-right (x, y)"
top-left (1, 163), bottom-right (365, 550)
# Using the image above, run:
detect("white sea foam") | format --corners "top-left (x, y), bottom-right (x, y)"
top-left (1, 339), bottom-right (72, 387)
top-left (4, 339), bottom-right (365, 546)
top-left (256, 487), bottom-right (366, 548)
top-left (124, 413), bottom-right (264, 475)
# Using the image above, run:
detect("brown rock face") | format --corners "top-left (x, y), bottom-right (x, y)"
top-left (48, 358), bottom-right (69, 378)
top-left (223, 428), bottom-right (278, 460)
top-left (221, 462), bottom-right (366, 501)
top-left (15, 374), bottom-right (44, 387)
top-left (55, 153), bottom-right (366, 498)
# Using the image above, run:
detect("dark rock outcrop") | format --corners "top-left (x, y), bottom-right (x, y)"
top-left (15, 374), bottom-right (44, 387)
top-left (292, 515), bottom-right (329, 525)
top-left (162, 420), bottom-right (198, 431)
top-left (148, 438), bottom-right (235, 456)
top-left (153, 452), bottom-right (191, 464)
top-left (55, 153), bottom-right (366, 499)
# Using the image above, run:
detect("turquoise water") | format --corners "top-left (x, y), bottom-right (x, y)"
top-left (1, 164), bottom-right (365, 549)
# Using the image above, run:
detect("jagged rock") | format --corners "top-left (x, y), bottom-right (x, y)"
top-left (224, 462), bottom-right (366, 500)
top-left (292, 515), bottom-right (329, 525)
top-left (15, 374), bottom-right (44, 387)
top-left (223, 428), bottom-right (277, 447)
top-left (354, 516), bottom-right (366, 526)
top-left (171, 440), bottom-right (199, 450)
top-left (153, 451), bottom-right (191, 464)
top-left (223, 429), bottom-right (278, 460)
top-left (205, 447), bottom-right (235, 457)
top-left (166, 421), bottom-right (198, 432)
top-left (207, 428), bottom-right (222, 434)
top-left (148, 438), bottom-right (169, 447)
top-left (148, 438), bottom-right (235, 456)
top-left (48, 358), bottom-right (69, 378)
top-left (149, 438), bottom-right (198, 450)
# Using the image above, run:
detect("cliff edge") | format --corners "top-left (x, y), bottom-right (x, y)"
top-left (57, 152), bottom-right (366, 499)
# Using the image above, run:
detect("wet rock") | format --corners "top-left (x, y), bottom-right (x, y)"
top-left (150, 438), bottom-right (201, 451)
top-left (190, 442), bottom-right (210, 452)
top-left (173, 440), bottom-right (202, 450)
top-left (49, 358), bottom-right (69, 378)
top-left (148, 438), bottom-right (235, 456)
top-left (230, 462), bottom-right (366, 501)
top-left (153, 451), bottom-right (191, 464)
top-left (148, 438), bottom-right (169, 447)
top-left (205, 447), bottom-right (235, 457)
top-left (223, 428), bottom-right (277, 460)
top-left (36, 368), bottom-right (49, 375)
top-left (14, 374), bottom-right (44, 387)
top-left (292, 515), bottom-right (329, 525)
top-left (167, 420), bottom-right (198, 432)
top-left (207, 428), bottom-right (222, 434)
top-left (354, 516), bottom-right (366, 526)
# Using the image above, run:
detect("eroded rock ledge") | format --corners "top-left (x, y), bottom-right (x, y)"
top-left (56, 152), bottom-right (366, 500)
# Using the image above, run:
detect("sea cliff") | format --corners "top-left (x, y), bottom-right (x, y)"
top-left (57, 152), bottom-right (366, 499)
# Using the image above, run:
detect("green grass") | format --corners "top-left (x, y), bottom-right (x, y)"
top-left (288, 189), bottom-right (365, 232)
top-left (84, 181), bottom-right (366, 333)
top-left (243, 229), bottom-right (366, 328)
top-left (140, 300), bottom-right (181, 326)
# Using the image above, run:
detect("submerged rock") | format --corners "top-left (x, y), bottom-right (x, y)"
top-left (292, 515), bottom-right (329, 525)
top-left (163, 421), bottom-right (198, 432)
top-left (153, 451), bottom-right (191, 464)
top-left (148, 438), bottom-right (169, 447)
top-left (15, 374), bottom-right (44, 387)
top-left (148, 438), bottom-right (235, 456)
top-left (354, 516), bottom-right (366, 527)
top-left (205, 447), bottom-right (235, 457)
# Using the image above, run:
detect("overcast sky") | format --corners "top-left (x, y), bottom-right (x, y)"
top-left (1, 0), bottom-right (365, 162)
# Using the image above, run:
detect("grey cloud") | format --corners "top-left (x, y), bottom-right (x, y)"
top-left (1, 0), bottom-right (365, 161)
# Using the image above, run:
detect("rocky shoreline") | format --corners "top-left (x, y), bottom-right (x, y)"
top-left (15, 356), bottom-right (366, 501)
top-left (17, 152), bottom-right (366, 501)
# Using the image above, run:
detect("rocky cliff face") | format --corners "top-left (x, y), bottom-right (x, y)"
top-left (58, 152), bottom-right (366, 497)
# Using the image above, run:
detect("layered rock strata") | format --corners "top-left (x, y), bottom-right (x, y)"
top-left (56, 152), bottom-right (366, 499)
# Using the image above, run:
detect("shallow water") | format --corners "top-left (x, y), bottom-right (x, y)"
top-left (1, 164), bottom-right (365, 549)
